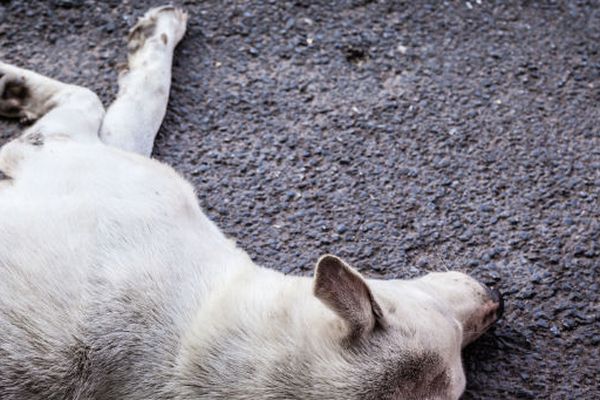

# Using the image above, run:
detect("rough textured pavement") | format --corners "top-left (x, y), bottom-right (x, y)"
top-left (1, 0), bottom-right (599, 398)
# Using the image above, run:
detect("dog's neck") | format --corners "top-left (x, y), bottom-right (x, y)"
top-left (171, 258), bottom-right (348, 395)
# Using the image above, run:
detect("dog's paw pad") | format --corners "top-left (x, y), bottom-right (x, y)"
top-left (127, 5), bottom-right (188, 54)
top-left (0, 72), bottom-right (31, 119)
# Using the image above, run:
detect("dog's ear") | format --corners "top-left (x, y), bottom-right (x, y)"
top-left (313, 254), bottom-right (386, 340)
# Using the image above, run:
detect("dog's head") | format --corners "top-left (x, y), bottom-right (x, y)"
top-left (310, 254), bottom-right (503, 399)
top-left (180, 254), bottom-right (503, 400)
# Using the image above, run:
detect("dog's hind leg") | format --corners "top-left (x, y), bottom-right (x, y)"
top-left (99, 6), bottom-right (188, 157)
top-left (0, 62), bottom-right (104, 142)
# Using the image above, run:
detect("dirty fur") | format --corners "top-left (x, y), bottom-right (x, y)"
top-left (0, 5), bottom-right (501, 400)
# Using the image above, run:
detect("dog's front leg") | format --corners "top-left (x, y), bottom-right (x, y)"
top-left (100, 6), bottom-right (188, 156)
top-left (0, 62), bottom-right (104, 142)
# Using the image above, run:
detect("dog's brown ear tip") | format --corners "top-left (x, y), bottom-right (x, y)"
top-left (316, 254), bottom-right (343, 270)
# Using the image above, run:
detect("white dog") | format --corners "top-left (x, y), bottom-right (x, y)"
top-left (0, 6), bottom-right (502, 400)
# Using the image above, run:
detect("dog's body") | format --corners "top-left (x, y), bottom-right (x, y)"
top-left (0, 7), bottom-right (502, 400)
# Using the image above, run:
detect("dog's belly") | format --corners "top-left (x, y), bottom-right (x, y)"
top-left (0, 139), bottom-right (247, 398)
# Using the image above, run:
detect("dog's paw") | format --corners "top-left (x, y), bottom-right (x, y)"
top-left (0, 68), bottom-right (32, 121)
top-left (127, 5), bottom-right (188, 54)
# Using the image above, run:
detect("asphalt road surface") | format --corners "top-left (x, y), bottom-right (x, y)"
top-left (1, 0), bottom-right (599, 398)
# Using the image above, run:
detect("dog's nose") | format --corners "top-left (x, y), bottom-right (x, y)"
top-left (486, 286), bottom-right (504, 320)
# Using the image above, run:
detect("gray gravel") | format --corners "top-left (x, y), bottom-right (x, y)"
top-left (1, 0), bottom-right (599, 398)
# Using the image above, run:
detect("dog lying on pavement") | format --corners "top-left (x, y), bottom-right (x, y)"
top-left (0, 6), bottom-right (503, 399)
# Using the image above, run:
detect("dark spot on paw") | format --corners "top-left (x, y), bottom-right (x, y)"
top-left (127, 20), bottom-right (157, 54)
top-left (161, 33), bottom-right (168, 45)
top-left (2, 104), bottom-right (21, 116)
top-left (0, 75), bottom-right (30, 118)
top-left (2, 78), bottom-right (29, 101)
